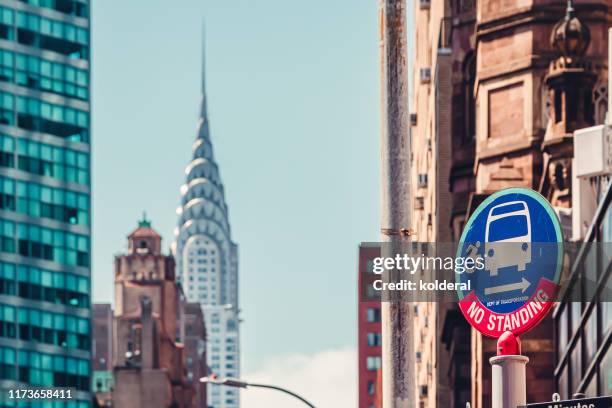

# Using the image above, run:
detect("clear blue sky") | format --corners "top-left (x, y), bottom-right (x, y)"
top-left (92, 0), bottom-right (380, 372)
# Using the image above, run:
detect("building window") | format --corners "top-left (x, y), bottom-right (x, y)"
top-left (0, 49), bottom-right (89, 100)
top-left (0, 176), bottom-right (89, 225)
top-left (367, 380), bottom-right (375, 395)
top-left (0, 219), bottom-right (15, 252)
top-left (601, 348), bottom-right (612, 395)
top-left (366, 356), bottom-right (381, 371)
top-left (13, 263), bottom-right (89, 307)
top-left (0, 134), bottom-right (14, 168)
top-left (367, 332), bottom-right (382, 347)
top-left (15, 94), bottom-right (89, 142)
top-left (7, 8), bottom-right (89, 58)
top-left (0, 92), bottom-right (13, 125)
top-left (463, 52), bottom-right (476, 142)
top-left (366, 308), bottom-right (381, 323)
top-left (17, 0), bottom-right (89, 18)
top-left (0, 261), bottom-right (15, 296)
top-left (593, 82), bottom-right (608, 125)
top-left (16, 347), bottom-right (89, 390)
top-left (555, 193), bottom-right (612, 397)
top-left (9, 136), bottom-right (90, 184)
top-left (0, 346), bottom-right (16, 380)
top-left (8, 221), bottom-right (90, 267)
top-left (17, 307), bottom-right (90, 350)
top-left (0, 304), bottom-right (15, 339)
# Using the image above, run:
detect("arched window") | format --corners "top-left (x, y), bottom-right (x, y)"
top-left (593, 81), bottom-right (608, 125)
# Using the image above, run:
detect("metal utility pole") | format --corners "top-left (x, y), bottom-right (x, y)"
top-left (379, 0), bottom-right (414, 407)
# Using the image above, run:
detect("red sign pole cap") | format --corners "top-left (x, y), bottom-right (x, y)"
top-left (497, 331), bottom-right (521, 355)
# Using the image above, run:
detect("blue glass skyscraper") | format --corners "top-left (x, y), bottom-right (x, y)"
top-left (0, 1), bottom-right (91, 407)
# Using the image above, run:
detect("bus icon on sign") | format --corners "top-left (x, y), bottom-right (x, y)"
top-left (484, 201), bottom-right (532, 276)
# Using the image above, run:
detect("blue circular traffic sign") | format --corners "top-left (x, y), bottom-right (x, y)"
top-left (456, 188), bottom-right (563, 337)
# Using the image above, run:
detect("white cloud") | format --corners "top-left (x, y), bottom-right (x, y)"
top-left (240, 347), bottom-right (356, 408)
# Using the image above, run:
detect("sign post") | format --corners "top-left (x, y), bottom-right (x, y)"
top-left (490, 332), bottom-right (528, 408)
top-left (456, 188), bottom-right (563, 408)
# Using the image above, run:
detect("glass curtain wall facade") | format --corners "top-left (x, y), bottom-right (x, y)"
top-left (0, 1), bottom-right (91, 407)
top-left (555, 180), bottom-right (612, 399)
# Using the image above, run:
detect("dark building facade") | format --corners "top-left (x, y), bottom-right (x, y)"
top-left (181, 302), bottom-right (208, 408)
top-left (358, 244), bottom-right (382, 408)
top-left (93, 304), bottom-right (112, 372)
top-left (92, 303), bottom-right (113, 407)
top-left (0, 0), bottom-right (92, 407)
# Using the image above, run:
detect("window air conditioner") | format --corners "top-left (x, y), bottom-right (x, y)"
top-left (420, 67), bottom-right (431, 84)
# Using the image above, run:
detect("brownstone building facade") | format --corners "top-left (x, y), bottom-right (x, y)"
top-left (409, 0), bottom-right (610, 406)
top-left (108, 218), bottom-right (206, 408)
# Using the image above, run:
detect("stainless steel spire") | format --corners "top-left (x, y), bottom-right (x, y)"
top-left (173, 35), bottom-right (241, 408)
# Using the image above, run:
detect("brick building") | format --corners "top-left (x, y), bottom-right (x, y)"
top-left (408, 0), bottom-right (610, 406)
top-left (358, 244), bottom-right (382, 408)
top-left (110, 217), bottom-right (204, 408)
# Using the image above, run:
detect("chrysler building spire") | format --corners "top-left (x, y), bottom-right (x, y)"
top-left (199, 23), bottom-right (209, 129)
top-left (173, 35), bottom-right (241, 408)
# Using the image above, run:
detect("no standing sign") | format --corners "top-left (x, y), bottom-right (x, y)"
top-left (455, 188), bottom-right (563, 338)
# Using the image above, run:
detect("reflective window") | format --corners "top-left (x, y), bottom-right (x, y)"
top-left (0, 261), bottom-right (15, 296)
top-left (0, 49), bottom-right (90, 100)
top-left (0, 91), bottom-right (89, 142)
top-left (16, 347), bottom-right (89, 390)
top-left (366, 356), bottom-right (381, 371)
top-left (0, 91), bottom-right (13, 125)
top-left (366, 307), bottom-right (381, 323)
top-left (0, 346), bottom-right (16, 380)
top-left (0, 8), bottom-right (14, 41)
top-left (17, 0), bottom-right (89, 18)
top-left (0, 219), bottom-right (89, 267)
top-left (17, 137), bottom-right (90, 184)
top-left (0, 176), bottom-right (88, 225)
top-left (0, 218), bottom-right (15, 252)
top-left (0, 303), bottom-right (16, 338)
top-left (16, 263), bottom-right (89, 307)
top-left (16, 307), bottom-right (90, 350)
top-left (367, 332), bottom-right (382, 347)
top-left (0, 134), bottom-right (14, 168)
top-left (15, 94), bottom-right (89, 142)
top-left (0, 7), bottom-right (90, 59)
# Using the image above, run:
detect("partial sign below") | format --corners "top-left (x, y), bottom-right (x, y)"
top-left (518, 395), bottom-right (612, 408)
